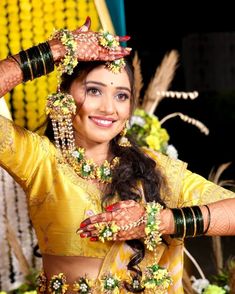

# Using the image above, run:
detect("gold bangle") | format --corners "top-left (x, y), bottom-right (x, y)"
top-left (25, 50), bottom-right (34, 80)
top-left (179, 208), bottom-right (186, 239)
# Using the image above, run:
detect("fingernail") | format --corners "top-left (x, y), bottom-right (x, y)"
top-left (84, 16), bottom-right (91, 27)
top-left (122, 35), bottom-right (131, 41)
top-left (90, 237), bottom-right (98, 242)
top-left (106, 204), bottom-right (114, 212)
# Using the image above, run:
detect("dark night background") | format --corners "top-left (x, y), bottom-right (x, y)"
top-left (124, 1), bottom-right (235, 278)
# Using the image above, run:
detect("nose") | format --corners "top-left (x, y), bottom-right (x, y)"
top-left (99, 95), bottom-right (115, 114)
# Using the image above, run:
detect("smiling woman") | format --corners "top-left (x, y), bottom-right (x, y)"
top-left (0, 17), bottom-right (235, 294)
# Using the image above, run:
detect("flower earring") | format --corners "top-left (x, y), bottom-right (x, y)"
top-left (118, 121), bottom-right (132, 147)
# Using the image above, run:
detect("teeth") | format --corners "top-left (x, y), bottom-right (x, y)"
top-left (93, 118), bottom-right (112, 125)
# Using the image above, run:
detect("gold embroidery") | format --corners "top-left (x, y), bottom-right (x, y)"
top-left (0, 116), bottom-right (14, 153)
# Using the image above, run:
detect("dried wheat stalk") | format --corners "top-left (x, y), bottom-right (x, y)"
top-left (6, 220), bottom-right (30, 276)
top-left (142, 50), bottom-right (179, 114)
top-left (132, 52), bottom-right (143, 106)
top-left (160, 112), bottom-right (209, 135)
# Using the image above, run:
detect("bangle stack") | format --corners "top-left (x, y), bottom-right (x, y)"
top-left (17, 42), bottom-right (54, 82)
top-left (171, 205), bottom-right (211, 239)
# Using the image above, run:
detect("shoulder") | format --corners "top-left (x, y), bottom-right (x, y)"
top-left (141, 146), bottom-right (188, 172)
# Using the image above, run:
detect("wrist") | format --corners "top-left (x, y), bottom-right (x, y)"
top-left (48, 39), bottom-right (66, 62)
top-left (159, 208), bottom-right (175, 235)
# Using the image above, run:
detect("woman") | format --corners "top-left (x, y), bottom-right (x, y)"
top-left (0, 18), bottom-right (234, 293)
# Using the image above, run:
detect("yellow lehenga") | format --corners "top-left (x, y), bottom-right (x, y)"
top-left (0, 114), bottom-right (234, 293)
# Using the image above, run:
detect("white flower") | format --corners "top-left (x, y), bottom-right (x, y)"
top-left (129, 115), bottom-right (145, 127)
top-left (191, 276), bottom-right (210, 293)
top-left (106, 34), bottom-right (114, 41)
top-left (166, 144), bottom-right (178, 159)
top-left (83, 164), bottom-right (91, 173)
top-left (72, 150), bottom-right (80, 158)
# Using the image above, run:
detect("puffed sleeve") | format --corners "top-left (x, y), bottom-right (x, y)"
top-left (0, 115), bottom-right (50, 189)
top-left (177, 168), bottom-right (235, 207)
top-left (142, 147), bottom-right (234, 208)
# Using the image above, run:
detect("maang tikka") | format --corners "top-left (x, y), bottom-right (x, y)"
top-left (118, 120), bottom-right (132, 147)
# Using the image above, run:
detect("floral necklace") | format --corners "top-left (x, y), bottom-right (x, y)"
top-left (66, 147), bottom-right (120, 183)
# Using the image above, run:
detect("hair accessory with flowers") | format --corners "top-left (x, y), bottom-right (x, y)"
top-left (73, 276), bottom-right (94, 294)
top-left (100, 272), bottom-right (122, 293)
top-left (141, 264), bottom-right (172, 293)
top-left (98, 30), bottom-right (126, 74)
top-left (51, 29), bottom-right (78, 75)
top-left (48, 273), bottom-right (69, 294)
top-left (94, 222), bottom-right (120, 242)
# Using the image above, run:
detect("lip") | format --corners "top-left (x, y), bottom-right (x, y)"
top-left (89, 116), bottom-right (117, 128)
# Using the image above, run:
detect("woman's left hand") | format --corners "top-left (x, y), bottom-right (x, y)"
top-left (78, 200), bottom-right (146, 241)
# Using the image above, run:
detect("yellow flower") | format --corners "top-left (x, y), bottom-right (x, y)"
top-left (146, 135), bottom-right (161, 151)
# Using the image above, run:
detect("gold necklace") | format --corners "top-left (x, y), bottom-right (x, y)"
top-left (66, 147), bottom-right (120, 183)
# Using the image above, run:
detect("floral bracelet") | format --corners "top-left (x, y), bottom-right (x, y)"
top-left (144, 202), bottom-right (163, 251)
top-left (51, 29), bottom-right (78, 75)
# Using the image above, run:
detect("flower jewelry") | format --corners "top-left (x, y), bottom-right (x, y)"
top-left (48, 273), bottom-right (69, 294)
top-left (36, 271), bottom-right (47, 293)
top-left (73, 277), bottom-right (94, 293)
top-left (95, 222), bottom-right (120, 242)
top-left (144, 202), bottom-right (163, 251)
top-left (141, 264), bottom-right (172, 293)
top-left (46, 92), bottom-right (76, 118)
top-left (100, 273), bottom-right (122, 293)
top-left (68, 147), bottom-right (120, 183)
top-left (51, 29), bottom-right (78, 75)
top-left (98, 30), bottom-right (126, 74)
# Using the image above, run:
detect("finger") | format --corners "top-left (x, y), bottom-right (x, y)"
top-left (117, 35), bottom-right (131, 42)
top-left (77, 224), bottom-right (96, 234)
top-left (106, 200), bottom-right (137, 212)
top-left (80, 212), bottom-right (113, 227)
top-left (76, 16), bottom-right (91, 33)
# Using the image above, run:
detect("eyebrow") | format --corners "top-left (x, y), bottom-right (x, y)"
top-left (85, 81), bottom-right (131, 94)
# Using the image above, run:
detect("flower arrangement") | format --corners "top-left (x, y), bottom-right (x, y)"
top-left (128, 108), bottom-right (179, 158)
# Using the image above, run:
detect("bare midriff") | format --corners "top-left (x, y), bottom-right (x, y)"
top-left (42, 254), bottom-right (104, 292)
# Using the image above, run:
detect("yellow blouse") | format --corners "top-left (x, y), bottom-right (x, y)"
top-left (0, 115), bottom-right (234, 262)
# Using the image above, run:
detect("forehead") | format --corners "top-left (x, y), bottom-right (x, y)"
top-left (85, 65), bottom-right (131, 88)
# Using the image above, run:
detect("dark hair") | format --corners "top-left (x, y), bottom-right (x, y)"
top-left (45, 60), bottom-right (167, 292)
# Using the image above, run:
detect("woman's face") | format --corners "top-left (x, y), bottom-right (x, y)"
top-left (70, 65), bottom-right (131, 145)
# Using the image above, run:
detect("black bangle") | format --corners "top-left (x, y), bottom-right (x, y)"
top-left (38, 42), bottom-right (54, 73)
top-left (182, 207), bottom-right (196, 237)
top-left (171, 208), bottom-right (186, 238)
top-left (191, 206), bottom-right (204, 236)
top-left (19, 50), bottom-right (33, 82)
top-left (8, 55), bottom-right (21, 67)
top-left (203, 205), bottom-right (211, 235)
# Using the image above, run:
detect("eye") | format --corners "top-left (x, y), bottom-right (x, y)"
top-left (116, 93), bottom-right (130, 101)
top-left (86, 87), bottom-right (101, 96)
